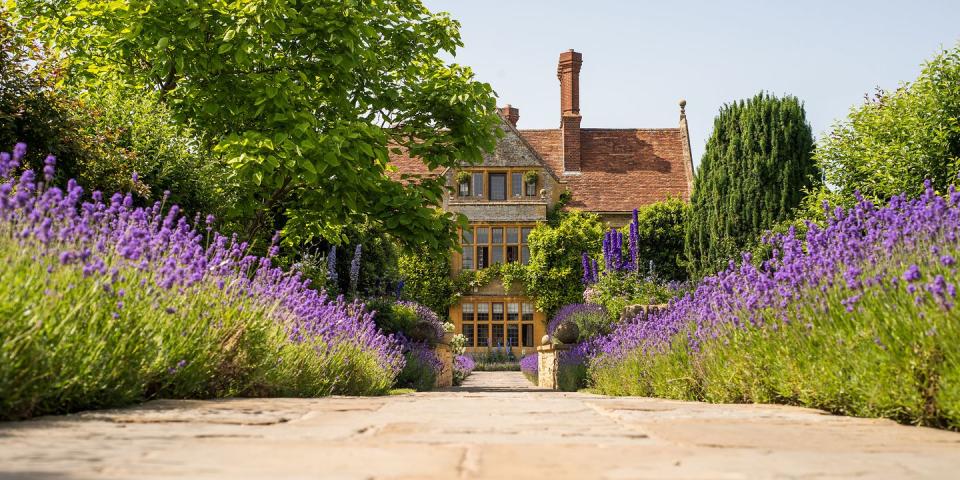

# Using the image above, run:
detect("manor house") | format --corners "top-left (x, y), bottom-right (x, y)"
top-left (390, 49), bottom-right (694, 353)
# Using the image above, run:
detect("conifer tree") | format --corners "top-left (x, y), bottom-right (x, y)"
top-left (684, 92), bottom-right (817, 277)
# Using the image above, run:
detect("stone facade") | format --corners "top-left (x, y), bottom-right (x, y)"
top-left (389, 48), bottom-right (695, 354)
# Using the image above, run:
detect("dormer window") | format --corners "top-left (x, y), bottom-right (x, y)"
top-left (511, 172), bottom-right (523, 198)
top-left (472, 172), bottom-right (484, 198)
top-left (458, 181), bottom-right (470, 197)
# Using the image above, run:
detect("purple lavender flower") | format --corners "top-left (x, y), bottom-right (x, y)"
top-left (903, 265), bottom-right (921, 282)
top-left (349, 244), bottom-right (362, 294)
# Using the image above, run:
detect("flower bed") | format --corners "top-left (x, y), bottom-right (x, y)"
top-left (590, 182), bottom-right (960, 429)
top-left (453, 355), bottom-right (475, 386)
top-left (0, 145), bottom-right (403, 420)
top-left (520, 353), bottom-right (538, 385)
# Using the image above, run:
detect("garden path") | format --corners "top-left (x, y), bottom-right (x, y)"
top-left (1, 371), bottom-right (959, 479)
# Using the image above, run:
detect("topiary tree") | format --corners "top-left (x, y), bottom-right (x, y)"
top-left (817, 44), bottom-right (960, 203)
top-left (685, 92), bottom-right (817, 278)
top-left (525, 210), bottom-right (605, 316)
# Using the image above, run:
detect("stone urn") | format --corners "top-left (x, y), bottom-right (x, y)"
top-left (409, 321), bottom-right (441, 345)
top-left (552, 320), bottom-right (579, 344)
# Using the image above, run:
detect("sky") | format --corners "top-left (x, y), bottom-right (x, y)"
top-left (422, 0), bottom-right (960, 165)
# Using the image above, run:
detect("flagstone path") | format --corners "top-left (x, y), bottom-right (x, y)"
top-left (2, 371), bottom-right (959, 479)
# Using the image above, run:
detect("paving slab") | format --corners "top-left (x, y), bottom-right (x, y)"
top-left (1, 371), bottom-right (959, 479)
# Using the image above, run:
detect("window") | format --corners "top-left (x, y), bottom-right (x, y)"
top-left (489, 173), bottom-right (506, 201)
top-left (472, 172), bottom-right (484, 198)
top-left (492, 324), bottom-right (504, 347)
top-left (462, 223), bottom-right (533, 269)
top-left (507, 324), bottom-right (519, 346)
top-left (460, 299), bottom-right (536, 351)
top-left (507, 303), bottom-right (519, 322)
top-left (522, 303), bottom-right (534, 322)
top-left (492, 303), bottom-right (504, 321)
top-left (511, 172), bottom-right (523, 198)
top-left (477, 303), bottom-right (489, 322)
top-left (477, 324), bottom-right (489, 347)
top-left (522, 324), bottom-right (534, 347)
top-left (459, 180), bottom-right (470, 197)
top-left (461, 227), bottom-right (474, 270)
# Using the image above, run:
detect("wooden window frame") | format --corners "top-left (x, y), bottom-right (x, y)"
top-left (460, 223), bottom-right (533, 269)
top-left (452, 169), bottom-right (542, 202)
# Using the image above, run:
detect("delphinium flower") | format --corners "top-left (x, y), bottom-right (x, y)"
top-left (349, 243), bottom-right (362, 294)
top-left (327, 245), bottom-right (338, 286)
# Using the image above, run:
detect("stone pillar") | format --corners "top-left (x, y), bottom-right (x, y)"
top-left (537, 343), bottom-right (573, 390)
top-left (434, 336), bottom-right (454, 389)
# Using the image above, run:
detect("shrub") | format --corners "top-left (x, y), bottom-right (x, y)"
top-left (591, 180), bottom-right (960, 429)
top-left (394, 342), bottom-right (441, 392)
top-left (0, 146), bottom-right (403, 420)
top-left (472, 350), bottom-right (520, 371)
top-left (547, 304), bottom-right (609, 342)
top-left (583, 273), bottom-right (681, 324)
top-left (631, 198), bottom-right (690, 281)
top-left (398, 248), bottom-right (455, 318)
top-left (817, 44), bottom-right (960, 204)
top-left (525, 210), bottom-right (605, 316)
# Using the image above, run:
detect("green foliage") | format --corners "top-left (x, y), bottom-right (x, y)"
top-left (19, 0), bottom-right (501, 252)
top-left (630, 197), bottom-right (690, 281)
top-left (685, 92), bottom-right (818, 278)
top-left (367, 298), bottom-right (418, 338)
top-left (1, 18), bottom-right (226, 217)
top-left (0, 236), bottom-right (395, 420)
top-left (398, 248), bottom-right (454, 318)
top-left (471, 349), bottom-right (521, 372)
top-left (525, 211), bottom-right (605, 315)
top-left (394, 351), bottom-right (438, 392)
top-left (585, 273), bottom-right (679, 324)
top-left (817, 44), bottom-right (960, 203)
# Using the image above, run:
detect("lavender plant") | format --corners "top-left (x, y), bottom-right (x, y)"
top-left (0, 145), bottom-right (403, 419)
top-left (590, 182), bottom-right (960, 429)
top-left (520, 353), bottom-right (538, 385)
top-left (453, 354), bottom-right (475, 386)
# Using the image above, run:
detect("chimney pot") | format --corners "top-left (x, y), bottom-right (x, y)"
top-left (499, 104), bottom-right (520, 127)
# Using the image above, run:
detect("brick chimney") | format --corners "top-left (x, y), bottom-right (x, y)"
top-left (558, 49), bottom-right (582, 173)
top-left (500, 104), bottom-right (519, 127)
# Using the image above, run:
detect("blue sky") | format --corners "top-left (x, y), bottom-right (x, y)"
top-left (422, 0), bottom-right (960, 165)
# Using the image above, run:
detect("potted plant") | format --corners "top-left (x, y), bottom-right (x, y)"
top-left (523, 170), bottom-right (538, 196)
top-left (455, 171), bottom-right (472, 197)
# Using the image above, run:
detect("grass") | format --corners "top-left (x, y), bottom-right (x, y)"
top-left (388, 388), bottom-right (416, 395)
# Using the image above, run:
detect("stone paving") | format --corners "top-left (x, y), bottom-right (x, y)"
top-left (1, 371), bottom-right (959, 479)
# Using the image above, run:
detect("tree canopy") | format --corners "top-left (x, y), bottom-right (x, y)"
top-left (816, 45), bottom-right (960, 203)
top-left (17, 0), bottom-right (500, 252)
top-left (685, 92), bottom-right (817, 278)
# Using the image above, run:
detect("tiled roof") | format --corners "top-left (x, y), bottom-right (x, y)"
top-left (519, 128), bottom-right (693, 212)
top-left (385, 126), bottom-right (693, 213)
top-left (385, 147), bottom-right (443, 183)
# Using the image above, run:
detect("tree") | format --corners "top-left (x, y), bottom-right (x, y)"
top-left (525, 211), bottom-right (605, 316)
top-left (398, 249), bottom-right (454, 319)
top-left (685, 92), bottom-right (817, 278)
top-left (630, 197), bottom-right (689, 281)
top-left (817, 44), bottom-right (960, 203)
top-left (18, 1), bottom-right (500, 252)
top-left (1, 16), bottom-right (224, 216)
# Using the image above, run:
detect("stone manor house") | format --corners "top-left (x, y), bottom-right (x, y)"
top-left (391, 49), bottom-right (694, 354)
